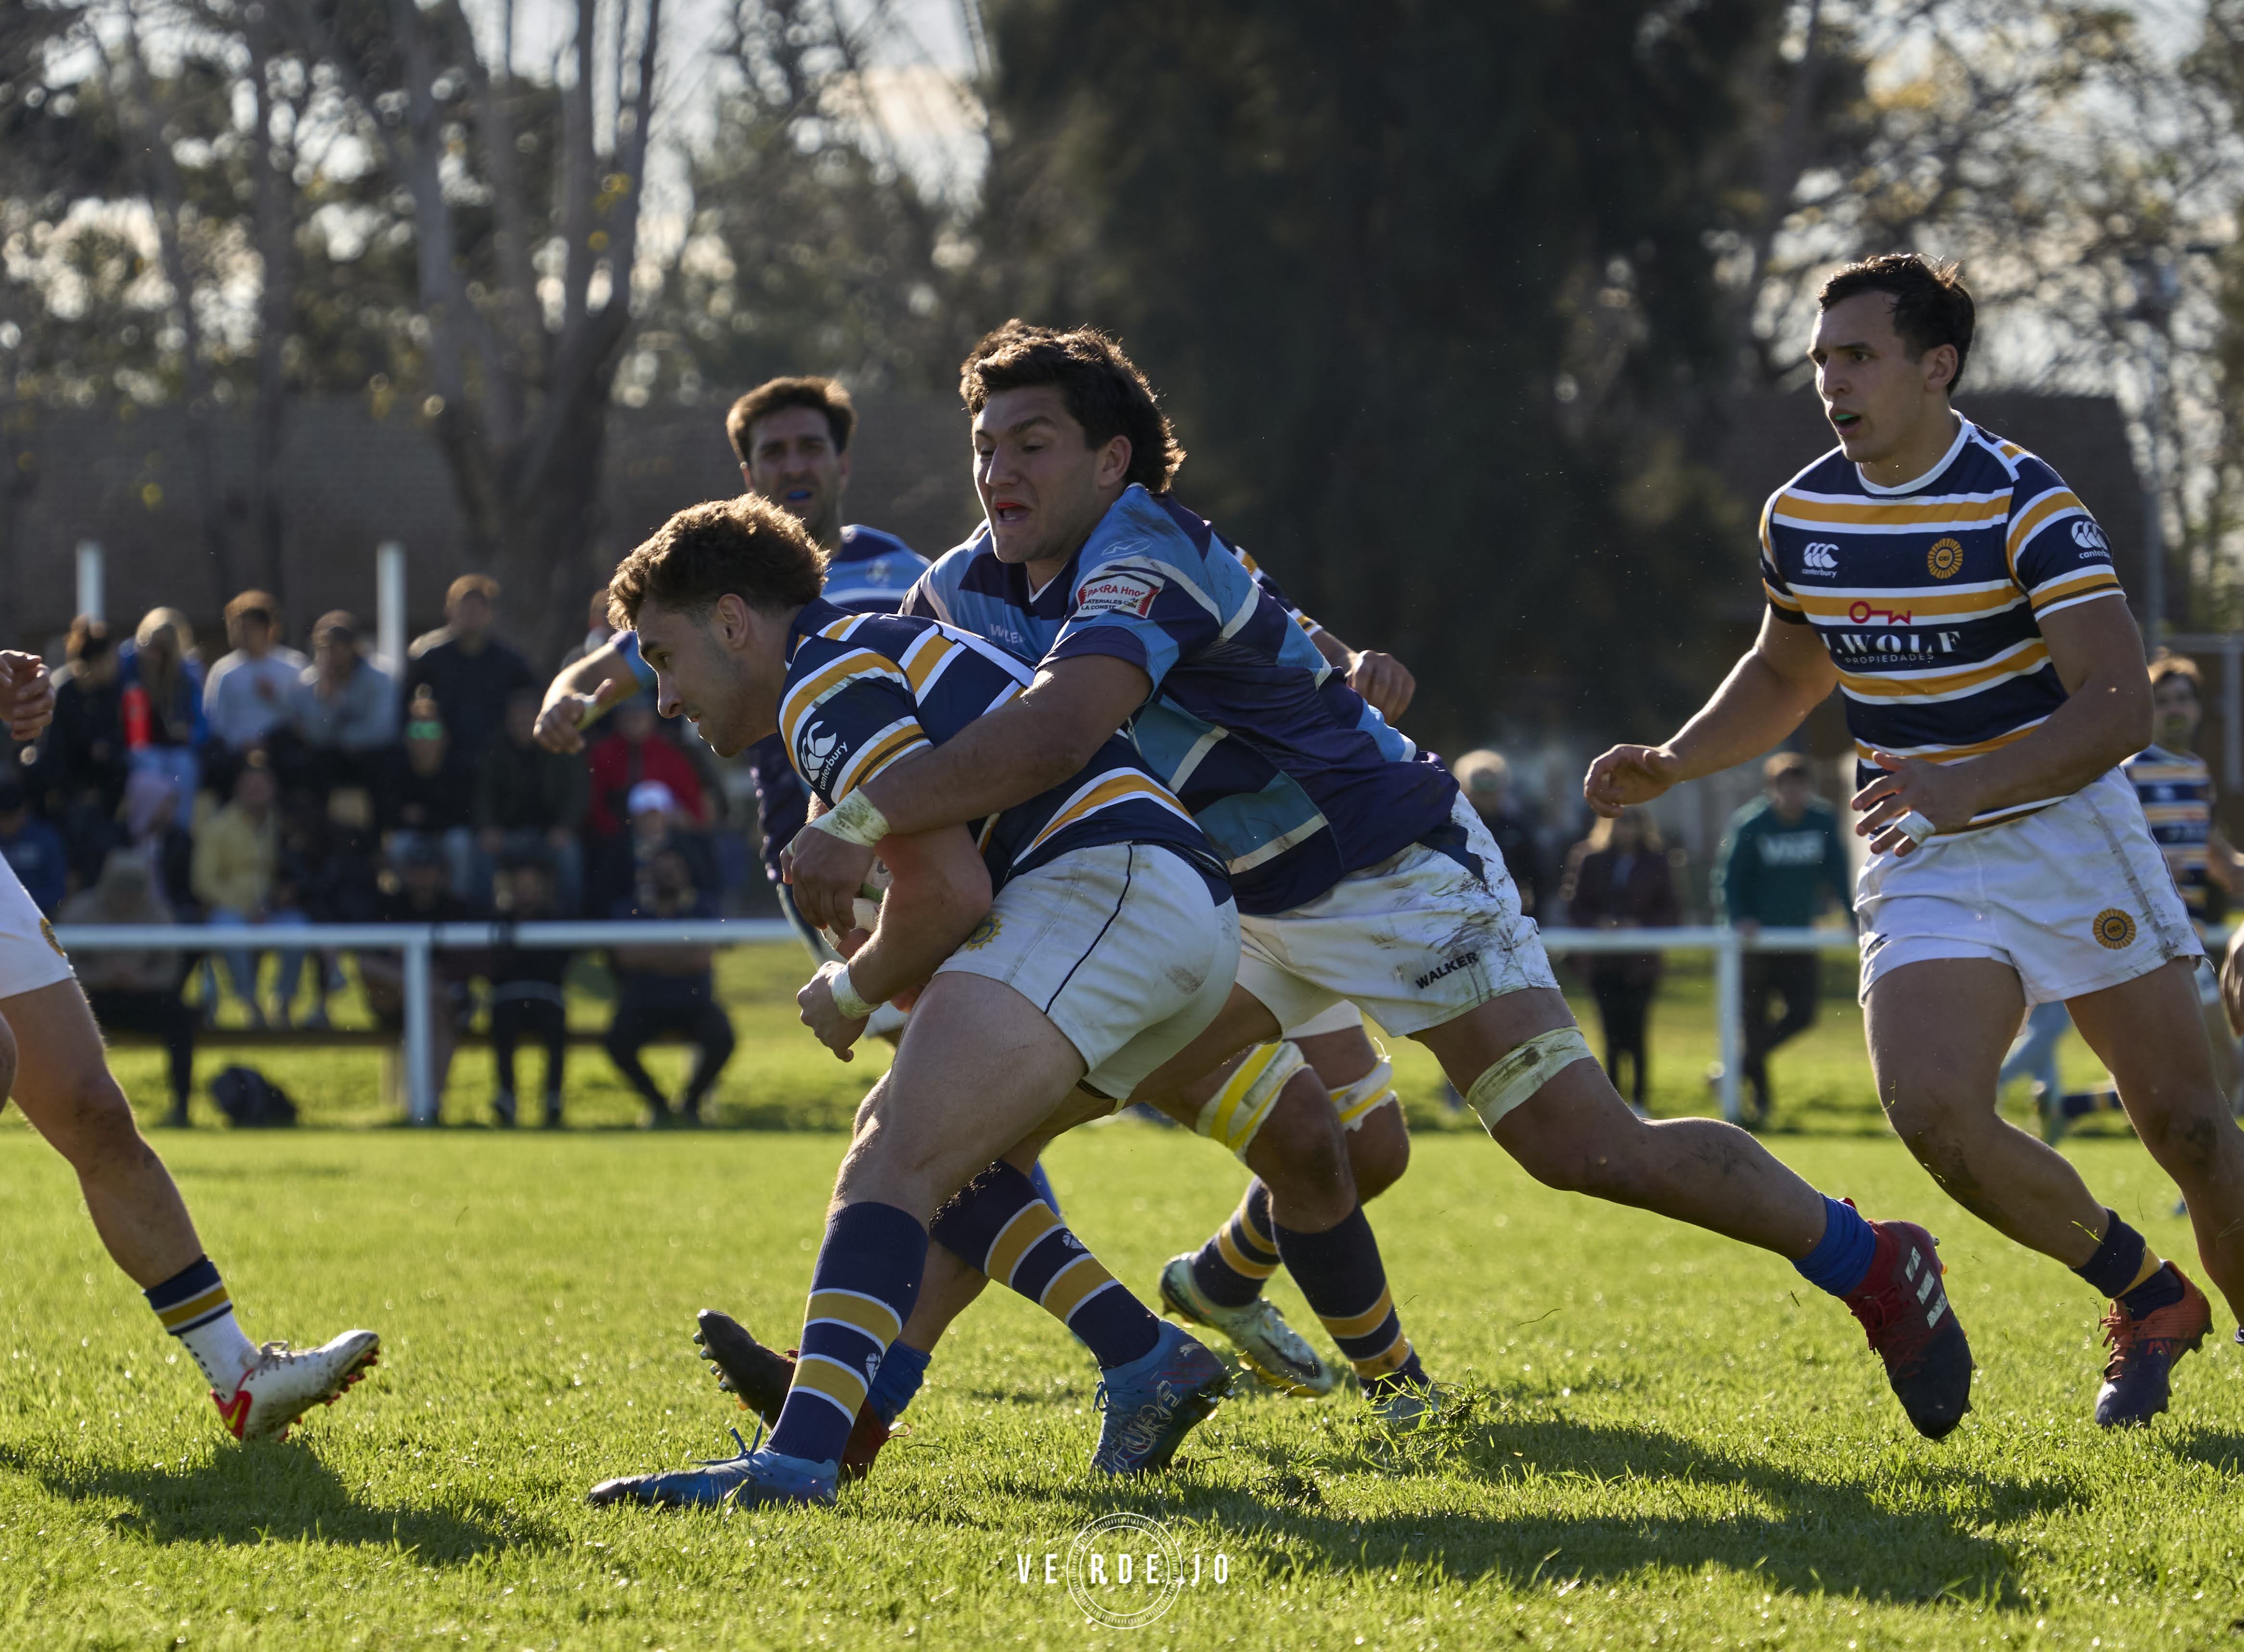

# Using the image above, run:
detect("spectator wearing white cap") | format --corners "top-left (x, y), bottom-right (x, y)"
top-left (605, 840), bottom-right (734, 1128)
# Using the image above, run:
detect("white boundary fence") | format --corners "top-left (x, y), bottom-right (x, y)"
top-left (51, 920), bottom-right (1860, 1126)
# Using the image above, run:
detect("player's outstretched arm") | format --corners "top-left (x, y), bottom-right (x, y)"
top-left (797, 824), bottom-right (992, 1059)
top-left (1584, 611), bottom-right (1836, 818)
top-left (1854, 595), bottom-right (2150, 857)
top-left (785, 654), bottom-right (1152, 934)
top-left (534, 638), bottom-right (642, 754)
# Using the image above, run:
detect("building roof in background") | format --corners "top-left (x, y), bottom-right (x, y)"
top-left (0, 393), bottom-right (981, 653)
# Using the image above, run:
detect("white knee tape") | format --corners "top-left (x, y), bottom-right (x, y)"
top-left (1195, 1041), bottom-right (1306, 1161)
top-left (1465, 1026), bottom-right (1595, 1132)
top-left (1330, 1041), bottom-right (1398, 1133)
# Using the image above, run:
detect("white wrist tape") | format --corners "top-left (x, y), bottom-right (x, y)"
top-left (810, 790), bottom-right (892, 848)
top-left (1895, 809), bottom-right (1937, 845)
top-left (826, 963), bottom-right (876, 1021)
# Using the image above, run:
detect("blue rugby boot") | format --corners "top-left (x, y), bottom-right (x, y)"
top-left (2095, 1263), bottom-right (2211, 1429)
top-left (587, 1430), bottom-right (838, 1509)
top-left (1091, 1320), bottom-right (1228, 1475)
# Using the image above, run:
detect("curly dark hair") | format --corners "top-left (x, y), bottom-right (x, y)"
top-left (1818, 254), bottom-right (1976, 390)
top-left (959, 321), bottom-right (1185, 494)
top-left (607, 494), bottom-right (828, 629)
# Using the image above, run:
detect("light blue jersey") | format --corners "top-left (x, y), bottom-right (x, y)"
top-left (905, 486), bottom-right (1458, 915)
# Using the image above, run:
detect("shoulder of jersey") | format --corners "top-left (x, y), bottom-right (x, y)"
top-left (839, 523), bottom-right (928, 567)
top-left (1764, 444), bottom-right (1853, 513)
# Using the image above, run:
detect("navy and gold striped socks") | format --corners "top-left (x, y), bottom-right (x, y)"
top-left (1188, 1180), bottom-right (1281, 1309)
top-left (769, 1201), bottom-right (928, 1467)
top-left (1271, 1205), bottom-right (1425, 1393)
top-left (933, 1162), bottom-right (1162, 1369)
top-left (143, 1256), bottom-right (259, 1394)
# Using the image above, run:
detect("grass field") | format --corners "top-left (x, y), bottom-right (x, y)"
top-left (1, 945), bottom-right (2226, 1650)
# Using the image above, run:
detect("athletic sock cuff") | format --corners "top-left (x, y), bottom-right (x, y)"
top-left (2075, 1210), bottom-right (2146, 1300)
top-left (2119, 1262), bottom-right (2184, 1316)
top-left (143, 1255), bottom-right (221, 1314)
top-left (1792, 1196), bottom-right (1876, 1298)
top-left (865, 1341), bottom-right (931, 1424)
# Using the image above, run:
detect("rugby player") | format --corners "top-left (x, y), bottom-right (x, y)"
top-left (1589, 253), bottom-right (2244, 1428)
top-left (0, 652), bottom-right (378, 1439)
top-left (584, 495), bottom-right (1242, 1509)
top-left (781, 322), bottom-right (1977, 1442)
top-left (537, 377), bottom-right (926, 1004)
top-left (2044, 653), bottom-right (2244, 1140)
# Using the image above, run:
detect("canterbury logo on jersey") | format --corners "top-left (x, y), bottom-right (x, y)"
top-left (1802, 543), bottom-right (1839, 574)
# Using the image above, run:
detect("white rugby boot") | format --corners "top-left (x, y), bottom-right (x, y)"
top-left (1158, 1254), bottom-right (1337, 1396)
top-left (213, 1330), bottom-right (381, 1440)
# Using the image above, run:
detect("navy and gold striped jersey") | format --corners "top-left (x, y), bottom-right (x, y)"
top-left (778, 597), bottom-right (1225, 897)
top-left (905, 486), bottom-right (1459, 916)
top-left (1760, 419), bottom-right (2125, 830)
top-left (2127, 744), bottom-right (2220, 929)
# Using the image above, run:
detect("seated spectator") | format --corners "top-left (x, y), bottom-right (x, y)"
top-left (290, 611), bottom-right (399, 788)
top-left (119, 607), bottom-right (207, 805)
top-left (62, 847), bottom-right (196, 1128)
top-left (0, 779), bottom-right (68, 916)
top-left (377, 693), bottom-right (479, 898)
top-left (586, 699), bottom-right (709, 911)
top-left (359, 838), bottom-right (486, 1123)
top-left (605, 844), bottom-right (733, 1129)
top-left (295, 786), bottom-right (386, 1030)
top-left (475, 688), bottom-right (590, 911)
top-left (407, 574), bottom-right (534, 765)
top-left (203, 591), bottom-right (307, 783)
top-left (122, 766), bottom-right (199, 920)
top-left (191, 756), bottom-right (311, 1028)
top-left (301, 786), bottom-right (385, 926)
top-left (1453, 749), bottom-right (1550, 918)
top-left (487, 847), bottom-right (571, 1129)
top-left (30, 619), bottom-right (129, 884)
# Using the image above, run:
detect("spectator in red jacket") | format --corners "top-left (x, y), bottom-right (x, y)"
top-left (585, 699), bottom-right (707, 838)
top-left (585, 699), bottom-right (709, 917)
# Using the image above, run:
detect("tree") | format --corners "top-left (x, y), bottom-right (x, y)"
top-left (976, 0), bottom-right (1775, 748)
top-left (267, 0), bottom-right (667, 656)
top-left (641, 0), bottom-right (987, 404)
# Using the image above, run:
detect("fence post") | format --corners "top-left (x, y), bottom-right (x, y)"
top-left (76, 542), bottom-right (104, 624)
top-left (377, 542), bottom-right (406, 677)
top-left (1714, 928), bottom-right (1743, 1124)
top-left (403, 931), bottom-right (434, 1125)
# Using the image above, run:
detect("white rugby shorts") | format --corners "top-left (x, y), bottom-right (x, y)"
top-left (1857, 767), bottom-right (2201, 1007)
top-left (1235, 793), bottom-right (1557, 1037)
top-left (934, 842), bottom-right (1240, 1100)
top-left (0, 858), bottom-right (74, 1001)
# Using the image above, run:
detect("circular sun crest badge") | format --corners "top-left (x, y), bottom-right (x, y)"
top-left (2092, 908), bottom-right (2137, 950)
top-left (1065, 1511), bottom-right (1185, 1629)
top-left (1927, 537), bottom-right (1964, 580)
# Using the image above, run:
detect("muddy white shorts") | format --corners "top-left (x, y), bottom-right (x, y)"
top-left (1857, 767), bottom-right (2200, 1007)
top-left (0, 860), bottom-right (74, 1001)
top-left (1235, 793), bottom-right (1557, 1037)
top-left (934, 842), bottom-right (1240, 1100)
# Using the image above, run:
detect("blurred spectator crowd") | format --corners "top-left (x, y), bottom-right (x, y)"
top-left (6, 579), bottom-right (743, 1129)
